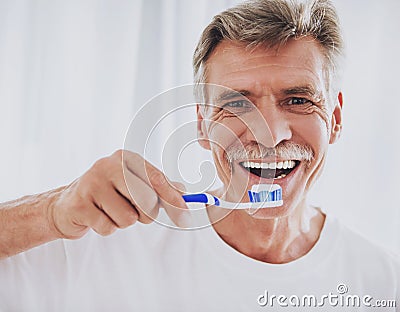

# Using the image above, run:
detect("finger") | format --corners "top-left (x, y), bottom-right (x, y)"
top-left (120, 167), bottom-right (160, 224)
top-left (123, 151), bottom-right (188, 212)
top-left (74, 203), bottom-right (118, 236)
top-left (95, 186), bottom-right (139, 229)
top-left (104, 151), bottom-right (159, 224)
top-left (159, 182), bottom-right (192, 228)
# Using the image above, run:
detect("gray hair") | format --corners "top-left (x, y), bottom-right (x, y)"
top-left (193, 0), bottom-right (344, 106)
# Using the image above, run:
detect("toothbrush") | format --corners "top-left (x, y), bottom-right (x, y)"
top-left (182, 184), bottom-right (283, 209)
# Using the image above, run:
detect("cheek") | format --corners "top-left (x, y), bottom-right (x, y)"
top-left (292, 113), bottom-right (330, 157)
top-left (291, 114), bottom-right (330, 194)
top-left (206, 118), bottom-right (248, 184)
top-left (207, 118), bottom-right (248, 153)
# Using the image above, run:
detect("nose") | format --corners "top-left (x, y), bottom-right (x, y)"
top-left (243, 105), bottom-right (292, 148)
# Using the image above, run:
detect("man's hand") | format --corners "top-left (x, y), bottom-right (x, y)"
top-left (0, 150), bottom-right (188, 259)
top-left (49, 150), bottom-right (189, 239)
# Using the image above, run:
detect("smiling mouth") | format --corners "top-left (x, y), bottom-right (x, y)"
top-left (239, 160), bottom-right (300, 179)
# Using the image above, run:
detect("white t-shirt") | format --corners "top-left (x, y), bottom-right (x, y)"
top-left (0, 213), bottom-right (399, 311)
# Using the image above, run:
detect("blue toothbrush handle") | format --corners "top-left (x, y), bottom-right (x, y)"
top-left (182, 194), bottom-right (209, 203)
top-left (182, 193), bottom-right (220, 206)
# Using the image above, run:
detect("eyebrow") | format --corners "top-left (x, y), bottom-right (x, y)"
top-left (213, 89), bottom-right (250, 103)
top-left (282, 85), bottom-right (320, 98)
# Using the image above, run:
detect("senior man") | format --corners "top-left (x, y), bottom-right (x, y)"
top-left (0, 0), bottom-right (399, 311)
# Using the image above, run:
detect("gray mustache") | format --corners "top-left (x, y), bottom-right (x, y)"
top-left (225, 141), bottom-right (314, 163)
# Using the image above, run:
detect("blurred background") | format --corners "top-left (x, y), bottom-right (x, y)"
top-left (0, 0), bottom-right (399, 253)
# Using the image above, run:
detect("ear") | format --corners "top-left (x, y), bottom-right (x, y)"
top-left (329, 92), bottom-right (343, 144)
top-left (197, 104), bottom-right (211, 150)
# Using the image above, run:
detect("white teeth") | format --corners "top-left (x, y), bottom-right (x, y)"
top-left (275, 173), bottom-right (287, 179)
top-left (241, 160), bottom-right (297, 170)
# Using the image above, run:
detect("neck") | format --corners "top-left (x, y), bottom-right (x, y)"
top-left (208, 197), bottom-right (325, 264)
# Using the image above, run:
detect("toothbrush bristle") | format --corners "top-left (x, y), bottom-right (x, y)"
top-left (247, 190), bottom-right (254, 203)
top-left (248, 184), bottom-right (282, 203)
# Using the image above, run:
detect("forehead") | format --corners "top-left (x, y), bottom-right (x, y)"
top-left (205, 37), bottom-right (326, 97)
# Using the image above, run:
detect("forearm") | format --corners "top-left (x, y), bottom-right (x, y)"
top-left (0, 187), bottom-right (65, 259)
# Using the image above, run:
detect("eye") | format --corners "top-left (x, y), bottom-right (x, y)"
top-left (220, 99), bottom-right (254, 115)
top-left (222, 100), bottom-right (249, 108)
top-left (287, 97), bottom-right (312, 105)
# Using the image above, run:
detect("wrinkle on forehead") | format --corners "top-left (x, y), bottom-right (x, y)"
top-left (208, 37), bottom-right (325, 68)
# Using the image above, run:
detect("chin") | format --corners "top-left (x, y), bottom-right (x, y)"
top-left (246, 203), bottom-right (295, 220)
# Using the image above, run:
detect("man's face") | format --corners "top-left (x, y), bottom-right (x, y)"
top-left (197, 38), bottom-right (342, 219)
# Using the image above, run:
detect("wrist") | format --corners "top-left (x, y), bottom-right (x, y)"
top-left (45, 186), bottom-right (68, 240)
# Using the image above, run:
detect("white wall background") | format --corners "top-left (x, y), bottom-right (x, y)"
top-left (0, 0), bottom-right (399, 254)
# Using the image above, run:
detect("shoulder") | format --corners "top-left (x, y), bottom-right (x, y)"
top-left (326, 214), bottom-right (400, 274)
top-left (318, 214), bottom-right (400, 300)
